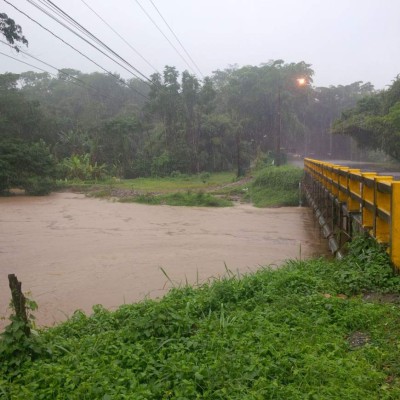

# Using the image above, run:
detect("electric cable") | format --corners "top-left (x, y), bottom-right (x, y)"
top-left (0, 49), bottom-right (85, 90)
top-left (3, 0), bottom-right (150, 100)
top-left (148, 0), bottom-right (203, 78)
top-left (27, 0), bottom-right (151, 85)
top-left (37, 0), bottom-right (152, 84)
top-left (133, 0), bottom-right (197, 76)
top-left (0, 39), bottom-right (121, 102)
top-left (79, 0), bottom-right (159, 74)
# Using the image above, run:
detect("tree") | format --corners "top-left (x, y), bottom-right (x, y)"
top-left (0, 73), bottom-right (48, 142)
top-left (98, 115), bottom-right (142, 177)
top-left (148, 66), bottom-right (182, 149)
top-left (0, 137), bottom-right (57, 194)
top-left (332, 77), bottom-right (400, 161)
top-left (0, 13), bottom-right (28, 51)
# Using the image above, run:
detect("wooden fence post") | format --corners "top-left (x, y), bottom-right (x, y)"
top-left (8, 274), bottom-right (30, 336)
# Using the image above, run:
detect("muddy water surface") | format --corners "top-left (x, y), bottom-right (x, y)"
top-left (0, 193), bottom-right (327, 328)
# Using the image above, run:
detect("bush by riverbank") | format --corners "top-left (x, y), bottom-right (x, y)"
top-left (250, 165), bottom-right (304, 207)
top-left (2, 236), bottom-right (400, 398)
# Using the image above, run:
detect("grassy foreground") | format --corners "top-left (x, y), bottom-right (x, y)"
top-left (2, 237), bottom-right (400, 399)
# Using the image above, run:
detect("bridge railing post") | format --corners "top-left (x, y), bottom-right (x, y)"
top-left (361, 172), bottom-right (377, 231)
top-left (391, 182), bottom-right (400, 271)
top-left (374, 177), bottom-right (393, 245)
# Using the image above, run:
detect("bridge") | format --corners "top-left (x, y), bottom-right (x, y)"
top-left (302, 158), bottom-right (400, 270)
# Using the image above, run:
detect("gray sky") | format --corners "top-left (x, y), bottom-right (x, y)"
top-left (1, 0), bottom-right (399, 88)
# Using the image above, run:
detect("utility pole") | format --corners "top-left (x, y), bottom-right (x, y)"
top-left (275, 85), bottom-right (282, 166)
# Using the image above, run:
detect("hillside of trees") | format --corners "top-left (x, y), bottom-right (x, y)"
top-left (2, 60), bottom-right (389, 183)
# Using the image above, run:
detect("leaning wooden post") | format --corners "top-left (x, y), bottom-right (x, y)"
top-left (8, 274), bottom-right (30, 336)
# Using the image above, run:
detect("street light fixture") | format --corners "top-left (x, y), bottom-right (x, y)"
top-left (296, 78), bottom-right (306, 86)
top-left (275, 77), bottom-right (307, 166)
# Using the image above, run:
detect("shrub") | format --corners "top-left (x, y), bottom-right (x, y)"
top-left (0, 137), bottom-right (57, 195)
top-left (251, 165), bottom-right (303, 207)
top-left (23, 176), bottom-right (55, 195)
top-left (59, 154), bottom-right (107, 181)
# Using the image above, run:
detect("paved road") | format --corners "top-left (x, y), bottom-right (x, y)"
top-left (326, 160), bottom-right (400, 179)
top-left (289, 156), bottom-right (400, 180)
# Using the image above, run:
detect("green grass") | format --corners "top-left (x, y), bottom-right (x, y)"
top-left (120, 191), bottom-right (232, 207)
top-left (250, 165), bottom-right (304, 207)
top-left (57, 167), bottom-right (306, 208)
top-left (2, 237), bottom-right (400, 398)
top-left (58, 172), bottom-right (236, 194)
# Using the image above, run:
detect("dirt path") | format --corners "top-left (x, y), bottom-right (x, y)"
top-left (0, 192), bottom-right (327, 329)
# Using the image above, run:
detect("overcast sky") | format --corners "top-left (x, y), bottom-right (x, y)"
top-left (1, 0), bottom-right (399, 89)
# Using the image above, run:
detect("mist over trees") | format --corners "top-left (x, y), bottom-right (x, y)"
top-left (332, 77), bottom-right (400, 160)
top-left (0, 60), bottom-right (397, 181)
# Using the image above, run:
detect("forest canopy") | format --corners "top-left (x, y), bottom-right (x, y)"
top-left (0, 59), bottom-right (396, 185)
top-left (332, 77), bottom-right (400, 160)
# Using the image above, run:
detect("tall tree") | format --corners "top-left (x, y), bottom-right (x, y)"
top-left (332, 78), bottom-right (400, 161)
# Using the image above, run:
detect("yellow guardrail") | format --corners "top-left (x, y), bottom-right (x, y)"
top-left (304, 158), bottom-right (400, 270)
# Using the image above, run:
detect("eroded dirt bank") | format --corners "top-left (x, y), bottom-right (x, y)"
top-left (0, 193), bottom-right (327, 328)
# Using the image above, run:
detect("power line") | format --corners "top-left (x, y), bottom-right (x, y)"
top-left (0, 49), bottom-right (94, 94)
top-left (3, 0), bottom-right (150, 100)
top-left (0, 48), bottom-right (114, 101)
top-left (40, 0), bottom-right (152, 84)
top-left (0, 39), bottom-right (120, 102)
top-left (0, 50), bottom-right (52, 75)
top-left (147, 0), bottom-right (204, 78)
top-left (133, 0), bottom-right (197, 76)
top-left (79, 0), bottom-right (159, 74)
top-left (27, 0), bottom-right (151, 85)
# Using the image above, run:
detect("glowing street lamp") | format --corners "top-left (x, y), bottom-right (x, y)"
top-left (275, 77), bottom-right (307, 166)
top-left (296, 77), bottom-right (306, 86)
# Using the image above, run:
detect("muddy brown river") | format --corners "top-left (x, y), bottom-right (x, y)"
top-left (0, 193), bottom-right (327, 329)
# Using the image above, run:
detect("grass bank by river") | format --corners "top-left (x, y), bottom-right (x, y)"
top-left (58, 166), bottom-right (304, 208)
top-left (2, 237), bottom-right (400, 398)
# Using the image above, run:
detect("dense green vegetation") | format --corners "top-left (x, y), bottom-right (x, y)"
top-left (1, 236), bottom-right (400, 398)
top-left (333, 78), bottom-right (400, 160)
top-left (0, 137), bottom-right (56, 195)
top-left (0, 60), bottom-right (384, 193)
top-left (250, 165), bottom-right (303, 207)
top-left (1, 16), bottom-right (399, 192)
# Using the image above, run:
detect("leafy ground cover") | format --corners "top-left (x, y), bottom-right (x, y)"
top-left (250, 165), bottom-right (304, 207)
top-left (2, 236), bottom-right (400, 399)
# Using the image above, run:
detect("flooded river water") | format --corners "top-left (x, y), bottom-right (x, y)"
top-left (0, 193), bottom-right (328, 329)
